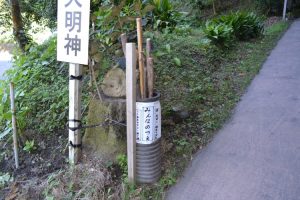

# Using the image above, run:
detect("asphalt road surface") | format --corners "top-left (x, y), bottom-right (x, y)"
top-left (0, 49), bottom-right (12, 79)
top-left (167, 20), bottom-right (300, 200)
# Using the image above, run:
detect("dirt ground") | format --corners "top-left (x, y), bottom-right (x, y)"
top-left (0, 130), bottom-right (68, 199)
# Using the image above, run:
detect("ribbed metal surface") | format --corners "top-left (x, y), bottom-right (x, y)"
top-left (136, 139), bottom-right (161, 184)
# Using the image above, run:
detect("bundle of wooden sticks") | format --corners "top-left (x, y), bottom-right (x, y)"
top-left (120, 18), bottom-right (155, 100)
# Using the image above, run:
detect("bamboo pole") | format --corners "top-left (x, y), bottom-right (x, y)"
top-left (126, 43), bottom-right (137, 183)
top-left (136, 18), bottom-right (146, 99)
top-left (10, 83), bottom-right (19, 169)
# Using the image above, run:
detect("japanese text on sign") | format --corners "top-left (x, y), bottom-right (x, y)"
top-left (57, 0), bottom-right (90, 65)
top-left (136, 101), bottom-right (161, 144)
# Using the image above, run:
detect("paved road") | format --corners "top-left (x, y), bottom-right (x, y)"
top-left (167, 21), bottom-right (300, 200)
top-left (0, 50), bottom-right (12, 79)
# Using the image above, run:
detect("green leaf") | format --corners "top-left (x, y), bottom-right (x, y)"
top-left (0, 128), bottom-right (11, 140)
top-left (173, 57), bottom-right (181, 67)
top-left (165, 44), bottom-right (171, 53)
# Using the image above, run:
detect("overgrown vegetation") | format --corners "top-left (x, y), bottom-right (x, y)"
top-left (204, 11), bottom-right (264, 48)
top-left (0, 0), bottom-right (292, 199)
top-left (0, 38), bottom-right (74, 141)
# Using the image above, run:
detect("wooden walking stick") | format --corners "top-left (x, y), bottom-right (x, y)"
top-left (147, 58), bottom-right (154, 98)
top-left (146, 38), bottom-right (151, 60)
top-left (136, 18), bottom-right (146, 99)
top-left (121, 33), bottom-right (127, 56)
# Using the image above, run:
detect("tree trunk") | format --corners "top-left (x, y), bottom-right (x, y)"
top-left (10, 0), bottom-right (30, 52)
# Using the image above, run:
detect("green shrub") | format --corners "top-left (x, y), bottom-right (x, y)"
top-left (217, 12), bottom-right (264, 40)
top-left (0, 37), bottom-right (71, 136)
top-left (204, 11), bottom-right (264, 48)
top-left (203, 21), bottom-right (234, 48)
top-left (150, 0), bottom-right (179, 30)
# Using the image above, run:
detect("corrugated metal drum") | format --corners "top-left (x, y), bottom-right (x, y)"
top-left (136, 93), bottom-right (161, 184)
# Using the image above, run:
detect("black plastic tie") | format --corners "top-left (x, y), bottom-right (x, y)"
top-left (68, 119), bottom-right (82, 131)
top-left (70, 75), bottom-right (83, 81)
top-left (69, 141), bottom-right (82, 149)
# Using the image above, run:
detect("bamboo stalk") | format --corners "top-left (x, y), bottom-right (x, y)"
top-left (136, 18), bottom-right (146, 99)
top-left (10, 82), bottom-right (19, 169)
top-left (146, 38), bottom-right (152, 98)
top-left (147, 58), bottom-right (154, 98)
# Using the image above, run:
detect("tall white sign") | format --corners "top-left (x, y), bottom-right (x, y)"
top-left (57, 0), bottom-right (90, 65)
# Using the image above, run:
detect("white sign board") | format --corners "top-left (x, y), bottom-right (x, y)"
top-left (57, 0), bottom-right (90, 65)
top-left (136, 101), bottom-right (161, 144)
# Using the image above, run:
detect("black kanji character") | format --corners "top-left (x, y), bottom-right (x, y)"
top-left (144, 107), bottom-right (151, 112)
top-left (65, 11), bottom-right (81, 32)
top-left (64, 34), bottom-right (81, 56)
top-left (65, 0), bottom-right (82, 7)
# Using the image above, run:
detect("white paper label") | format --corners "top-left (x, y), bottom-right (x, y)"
top-left (136, 101), bottom-right (161, 144)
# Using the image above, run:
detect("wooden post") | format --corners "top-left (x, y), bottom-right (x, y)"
top-left (146, 38), bottom-right (151, 60)
top-left (69, 64), bottom-right (82, 164)
top-left (10, 83), bottom-right (19, 169)
top-left (126, 43), bottom-right (137, 183)
top-left (147, 58), bottom-right (154, 98)
top-left (283, 0), bottom-right (288, 20)
top-left (136, 18), bottom-right (146, 99)
top-left (121, 33), bottom-right (127, 56)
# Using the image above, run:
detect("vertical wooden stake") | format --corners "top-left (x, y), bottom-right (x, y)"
top-left (10, 83), bottom-right (19, 169)
top-left (121, 33), bottom-right (127, 56)
top-left (136, 18), bottom-right (146, 99)
top-left (146, 38), bottom-right (151, 61)
top-left (126, 43), bottom-right (137, 183)
top-left (69, 64), bottom-right (82, 164)
top-left (147, 58), bottom-right (154, 98)
top-left (283, 0), bottom-right (288, 20)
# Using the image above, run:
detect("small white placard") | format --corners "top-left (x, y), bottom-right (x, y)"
top-left (57, 0), bottom-right (90, 65)
top-left (136, 101), bottom-right (161, 144)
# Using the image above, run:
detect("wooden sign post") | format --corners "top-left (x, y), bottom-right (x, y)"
top-left (126, 43), bottom-right (137, 183)
top-left (57, 0), bottom-right (91, 164)
top-left (69, 64), bottom-right (82, 163)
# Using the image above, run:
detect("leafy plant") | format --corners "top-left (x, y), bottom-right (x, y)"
top-left (203, 21), bottom-right (234, 48)
top-left (217, 12), bottom-right (264, 40)
top-left (150, 0), bottom-right (179, 30)
top-left (0, 173), bottom-right (13, 188)
top-left (0, 37), bottom-right (79, 137)
top-left (116, 154), bottom-right (128, 179)
top-left (23, 140), bottom-right (37, 153)
top-left (92, 0), bottom-right (155, 47)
